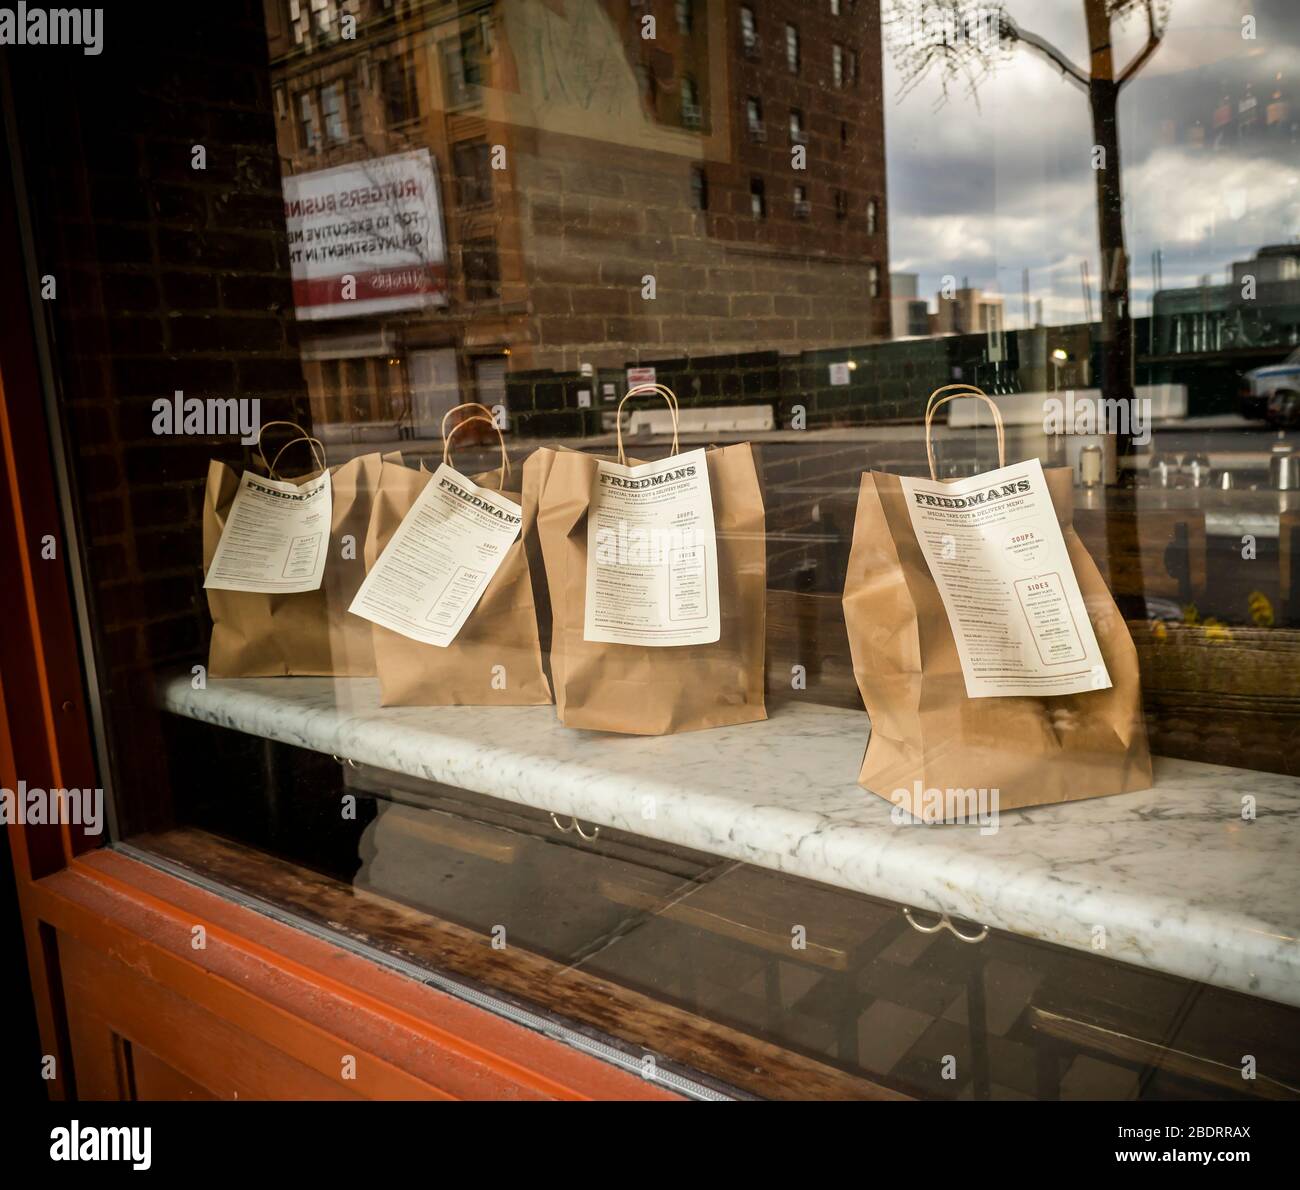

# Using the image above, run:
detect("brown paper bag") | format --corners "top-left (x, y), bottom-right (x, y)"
top-left (364, 410), bottom-right (551, 707)
top-left (843, 386), bottom-right (1152, 815)
top-left (530, 384), bottom-right (766, 735)
top-left (203, 423), bottom-right (395, 677)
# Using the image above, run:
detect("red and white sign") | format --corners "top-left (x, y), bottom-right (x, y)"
top-left (282, 150), bottom-right (447, 321)
top-left (626, 366), bottom-right (657, 389)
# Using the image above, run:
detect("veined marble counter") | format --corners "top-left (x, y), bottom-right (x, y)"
top-left (157, 674), bottom-right (1300, 1008)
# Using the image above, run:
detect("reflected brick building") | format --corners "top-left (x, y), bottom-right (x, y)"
top-left (264, 0), bottom-right (890, 434)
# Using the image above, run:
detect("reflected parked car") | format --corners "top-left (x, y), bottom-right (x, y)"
top-left (1240, 347), bottom-right (1300, 424)
top-left (1267, 382), bottom-right (1300, 428)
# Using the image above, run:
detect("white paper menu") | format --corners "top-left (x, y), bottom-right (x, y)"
top-left (204, 470), bottom-right (332, 594)
top-left (584, 447), bottom-right (720, 647)
top-left (349, 463), bottom-right (521, 648)
top-left (898, 458), bottom-right (1111, 698)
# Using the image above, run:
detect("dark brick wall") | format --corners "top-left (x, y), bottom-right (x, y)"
top-left (10, 0), bottom-right (311, 833)
top-left (498, 329), bottom-right (1026, 591)
top-left (504, 328), bottom-right (1020, 437)
top-left (513, 122), bottom-right (891, 372)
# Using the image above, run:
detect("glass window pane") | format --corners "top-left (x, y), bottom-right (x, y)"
top-left (8, 0), bottom-right (1299, 1104)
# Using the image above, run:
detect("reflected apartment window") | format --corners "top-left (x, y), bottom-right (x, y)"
top-left (746, 96), bottom-right (764, 139)
top-left (445, 29), bottom-right (484, 109)
top-left (740, 6), bottom-right (757, 54)
top-left (868, 262), bottom-right (881, 298)
top-left (463, 237), bottom-right (501, 301)
top-left (453, 140), bottom-right (493, 207)
top-left (297, 90), bottom-right (320, 151)
top-left (381, 54), bottom-right (418, 127)
top-left (690, 164), bottom-right (708, 211)
top-left (681, 76), bottom-right (702, 128)
top-left (831, 0), bottom-right (841, 13)
top-left (834, 44), bottom-right (857, 89)
top-left (785, 24), bottom-right (800, 74)
top-left (867, 197), bottom-right (878, 235)
top-left (676, 0), bottom-right (692, 34)
top-left (789, 108), bottom-right (805, 144)
top-left (345, 74), bottom-right (362, 138)
top-left (750, 177), bottom-right (766, 219)
top-left (319, 82), bottom-right (346, 144)
top-left (793, 184), bottom-right (810, 218)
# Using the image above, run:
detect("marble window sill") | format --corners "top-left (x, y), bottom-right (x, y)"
top-left (157, 673), bottom-right (1300, 1008)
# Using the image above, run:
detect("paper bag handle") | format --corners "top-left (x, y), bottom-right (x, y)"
top-left (257, 420), bottom-right (326, 479)
top-left (616, 383), bottom-right (680, 465)
top-left (440, 402), bottom-right (498, 442)
top-left (443, 414), bottom-right (510, 490)
top-left (924, 385), bottom-right (1006, 480)
top-left (925, 383), bottom-right (992, 417)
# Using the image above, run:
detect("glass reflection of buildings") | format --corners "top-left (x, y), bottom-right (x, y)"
top-left (264, 0), bottom-right (890, 438)
top-left (1153, 245), bottom-right (1300, 357)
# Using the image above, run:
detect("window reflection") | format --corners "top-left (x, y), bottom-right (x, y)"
top-left (10, 0), bottom-right (1298, 1105)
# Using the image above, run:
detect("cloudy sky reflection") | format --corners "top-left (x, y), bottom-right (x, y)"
top-left (882, 0), bottom-right (1300, 324)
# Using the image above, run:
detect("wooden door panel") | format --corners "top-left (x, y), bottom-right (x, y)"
top-left (31, 857), bottom-right (668, 1100)
top-left (61, 933), bottom-right (363, 1101)
top-left (129, 1046), bottom-right (218, 1101)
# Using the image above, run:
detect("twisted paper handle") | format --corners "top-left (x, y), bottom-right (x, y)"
top-left (257, 420), bottom-right (326, 479)
top-left (616, 383), bottom-right (680, 465)
top-left (923, 384), bottom-right (1006, 480)
top-left (443, 414), bottom-right (510, 490)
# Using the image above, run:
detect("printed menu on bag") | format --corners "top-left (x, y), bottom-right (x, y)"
top-left (349, 463), bottom-right (521, 648)
top-left (584, 447), bottom-right (720, 647)
top-left (204, 470), bottom-right (332, 594)
top-left (898, 458), bottom-right (1111, 698)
